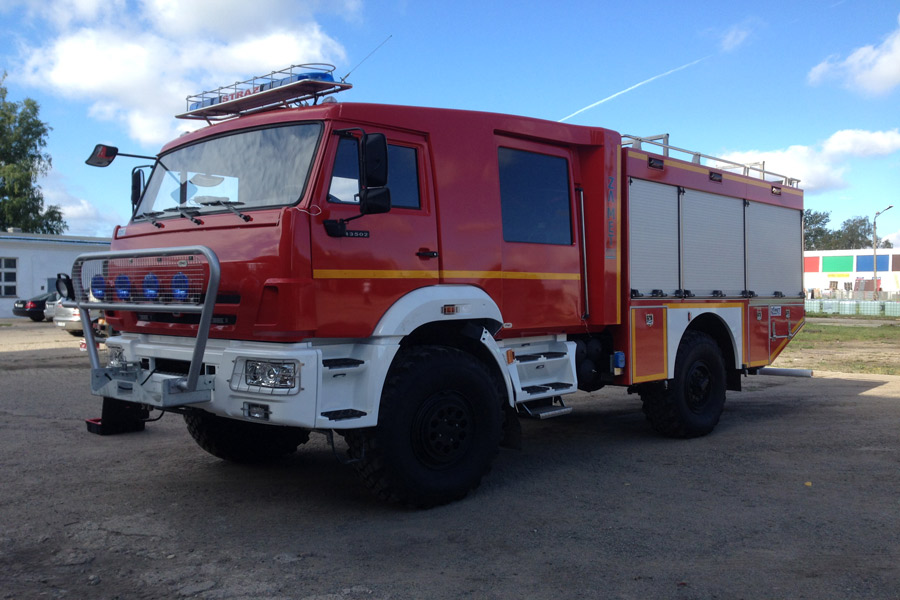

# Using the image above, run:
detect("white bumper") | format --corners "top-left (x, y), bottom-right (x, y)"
top-left (97, 334), bottom-right (400, 430)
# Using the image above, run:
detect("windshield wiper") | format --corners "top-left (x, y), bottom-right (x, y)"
top-left (197, 198), bottom-right (251, 222)
top-left (163, 206), bottom-right (203, 225)
top-left (136, 210), bottom-right (164, 228)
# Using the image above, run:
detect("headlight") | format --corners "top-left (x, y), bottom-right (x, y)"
top-left (245, 360), bottom-right (296, 389)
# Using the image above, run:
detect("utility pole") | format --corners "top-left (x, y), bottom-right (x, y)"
top-left (873, 205), bottom-right (893, 300)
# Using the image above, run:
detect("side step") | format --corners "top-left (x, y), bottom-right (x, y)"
top-left (517, 397), bottom-right (573, 420)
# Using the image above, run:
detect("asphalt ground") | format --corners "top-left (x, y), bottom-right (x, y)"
top-left (1, 317), bottom-right (898, 599)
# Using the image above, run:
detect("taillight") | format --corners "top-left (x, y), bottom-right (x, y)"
top-left (25, 301), bottom-right (36, 309)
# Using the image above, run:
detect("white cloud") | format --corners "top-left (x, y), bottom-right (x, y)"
top-left (822, 128), bottom-right (900, 157)
top-left (720, 25), bottom-right (750, 52)
top-left (719, 129), bottom-right (900, 192)
top-left (808, 12), bottom-right (900, 95)
top-left (14, 0), bottom-right (350, 146)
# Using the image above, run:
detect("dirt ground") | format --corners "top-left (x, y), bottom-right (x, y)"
top-left (773, 317), bottom-right (900, 375)
top-left (1, 317), bottom-right (899, 599)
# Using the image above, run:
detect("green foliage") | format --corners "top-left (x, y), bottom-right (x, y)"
top-left (0, 73), bottom-right (66, 234)
top-left (803, 209), bottom-right (892, 251)
top-left (803, 209), bottom-right (832, 250)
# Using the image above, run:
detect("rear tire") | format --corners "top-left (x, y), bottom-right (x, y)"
top-left (350, 345), bottom-right (503, 508)
top-left (640, 330), bottom-right (726, 438)
top-left (28, 314), bottom-right (43, 322)
top-left (184, 411), bottom-right (310, 463)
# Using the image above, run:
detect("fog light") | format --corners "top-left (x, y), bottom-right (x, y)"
top-left (107, 346), bottom-right (126, 368)
top-left (243, 402), bottom-right (271, 420)
top-left (245, 360), bottom-right (296, 389)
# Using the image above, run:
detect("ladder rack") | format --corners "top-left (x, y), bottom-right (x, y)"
top-left (177, 63), bottom-right (351, 121)
top-left (623, 134), bottom-right (801, 188)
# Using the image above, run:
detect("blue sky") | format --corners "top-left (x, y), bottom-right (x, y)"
top-left (2, 1), bottom-right (899, 243)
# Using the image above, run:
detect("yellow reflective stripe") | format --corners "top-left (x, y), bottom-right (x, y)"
top-left (313, 269), bottom-right (580, 280)
top-left (443, 270), bottom-right (580, 281)
top-left (313, 269), bottom-right (439, 279)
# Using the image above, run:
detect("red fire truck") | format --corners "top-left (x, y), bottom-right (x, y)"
top-left (59, 64), bottom-right (804, 507)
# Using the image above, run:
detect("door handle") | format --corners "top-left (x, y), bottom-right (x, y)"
top-left (416, 250), bottom-right (439, 258)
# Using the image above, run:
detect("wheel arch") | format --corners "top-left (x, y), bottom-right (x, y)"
top-left (681, 312), bottom-right (742, 391)
top-left (373, 284), bottom-right (513, 403)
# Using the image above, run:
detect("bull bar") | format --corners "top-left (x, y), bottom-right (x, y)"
top-left (59, 245), bottom-right (221, 407)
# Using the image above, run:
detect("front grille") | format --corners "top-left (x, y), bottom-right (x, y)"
top-left (136, 313), bottom-right (236, 326)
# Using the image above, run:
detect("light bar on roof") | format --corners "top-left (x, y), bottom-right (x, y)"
top-left (177, 63), bottom-right (352, 121)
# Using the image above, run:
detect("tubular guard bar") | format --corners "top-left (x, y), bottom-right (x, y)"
top-left (62, 245), bottom-right (221, 406)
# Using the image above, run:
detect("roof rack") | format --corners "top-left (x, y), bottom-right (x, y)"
top-left (623, 134), bottom-right (801, 188)
top-left (176, 63), bottom-right (351, 121)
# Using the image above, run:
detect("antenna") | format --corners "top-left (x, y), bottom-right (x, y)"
top-left (341, 35), bottom-right (393, 82)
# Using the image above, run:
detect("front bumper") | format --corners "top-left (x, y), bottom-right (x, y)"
top-left (96, 333), bottom-right (398, 430)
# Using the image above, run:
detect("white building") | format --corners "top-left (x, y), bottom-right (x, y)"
top-left (804, 248), bottom-right (899, 298)
top-left (0, 230), bottom-right (110, 317)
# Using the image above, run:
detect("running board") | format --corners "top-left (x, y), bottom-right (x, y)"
top-left (517, 397), bottom-right (573, 420)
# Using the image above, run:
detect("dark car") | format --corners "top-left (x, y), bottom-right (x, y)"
top-left (12, 292), bottom-right (58, 322)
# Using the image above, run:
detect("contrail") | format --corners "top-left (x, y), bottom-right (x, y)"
top-left (559, 56), bottom-right (711, 122)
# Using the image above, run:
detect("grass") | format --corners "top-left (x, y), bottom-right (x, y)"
top-left (776, 321), bottom-right (900, 375)
top-left (793, 323), bottom-right (900, 344)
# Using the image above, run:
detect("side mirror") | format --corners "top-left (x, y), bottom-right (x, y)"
top-left (86, 144), bottom-right (119, 167)
top-left (360, 187), bottom-right (391, 215)
top-left (131, 168), bottom-right (146, 210)
top-left (361, 133), bottom-right (388, 188)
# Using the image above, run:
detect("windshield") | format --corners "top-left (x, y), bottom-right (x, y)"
top-left (134, 123), bottom-right (322, 221)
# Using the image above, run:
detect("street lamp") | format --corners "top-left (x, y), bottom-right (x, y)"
top-left (873, 204), bottom-right (893, 300)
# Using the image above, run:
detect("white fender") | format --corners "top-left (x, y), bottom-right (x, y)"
top-left (371, 284), bottom-right (503, 337)
top-left (371, 284), bottom-right (514, 405)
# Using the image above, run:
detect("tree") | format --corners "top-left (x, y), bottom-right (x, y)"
top-left (803, 210), bottom-right (893, 250)
top-left (803, 209), bottom-right (833, 250)
top-left (0, 73), bottom-right (66, 234)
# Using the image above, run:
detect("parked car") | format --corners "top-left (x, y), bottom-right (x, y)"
top-left (53, 304), bottom-right (110, 338)
top-left (43, 294), bottom-right (60, 321)
top-left (12, 292), bottom-right (58, 322)
top-left (53, 303), bottom-right (85, 336)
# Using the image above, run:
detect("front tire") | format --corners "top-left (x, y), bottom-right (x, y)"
top-left (640, 330), bottom-right (726, 438)
top-left (184, 411), bottom-right (310, 463)
top-left (350, 345), bottom-right (503, 508)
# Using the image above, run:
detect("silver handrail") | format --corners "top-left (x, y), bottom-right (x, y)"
top-left (623, 134), bottom-right (801, 188)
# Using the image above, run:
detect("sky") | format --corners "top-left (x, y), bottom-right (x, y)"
top-left (1, 0), bottom-right (899, 244)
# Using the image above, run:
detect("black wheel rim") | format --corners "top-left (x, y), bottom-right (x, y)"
top-left (685, 362), bottom-right (712, 413)
top-left (412, 391), bottom-right (475, 469)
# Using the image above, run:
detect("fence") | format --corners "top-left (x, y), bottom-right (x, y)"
top-left (805, 299), bottom-right (900, 317)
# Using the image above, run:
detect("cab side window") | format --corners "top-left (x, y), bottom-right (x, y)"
top-left (328, 138), bottom-right (421, 209)
top-left (328, 137), bottom-right (360, 204)
top-left (386, 145), bottom-right (420, 209)
top-left (498, 147), bottom-right (572, 245)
